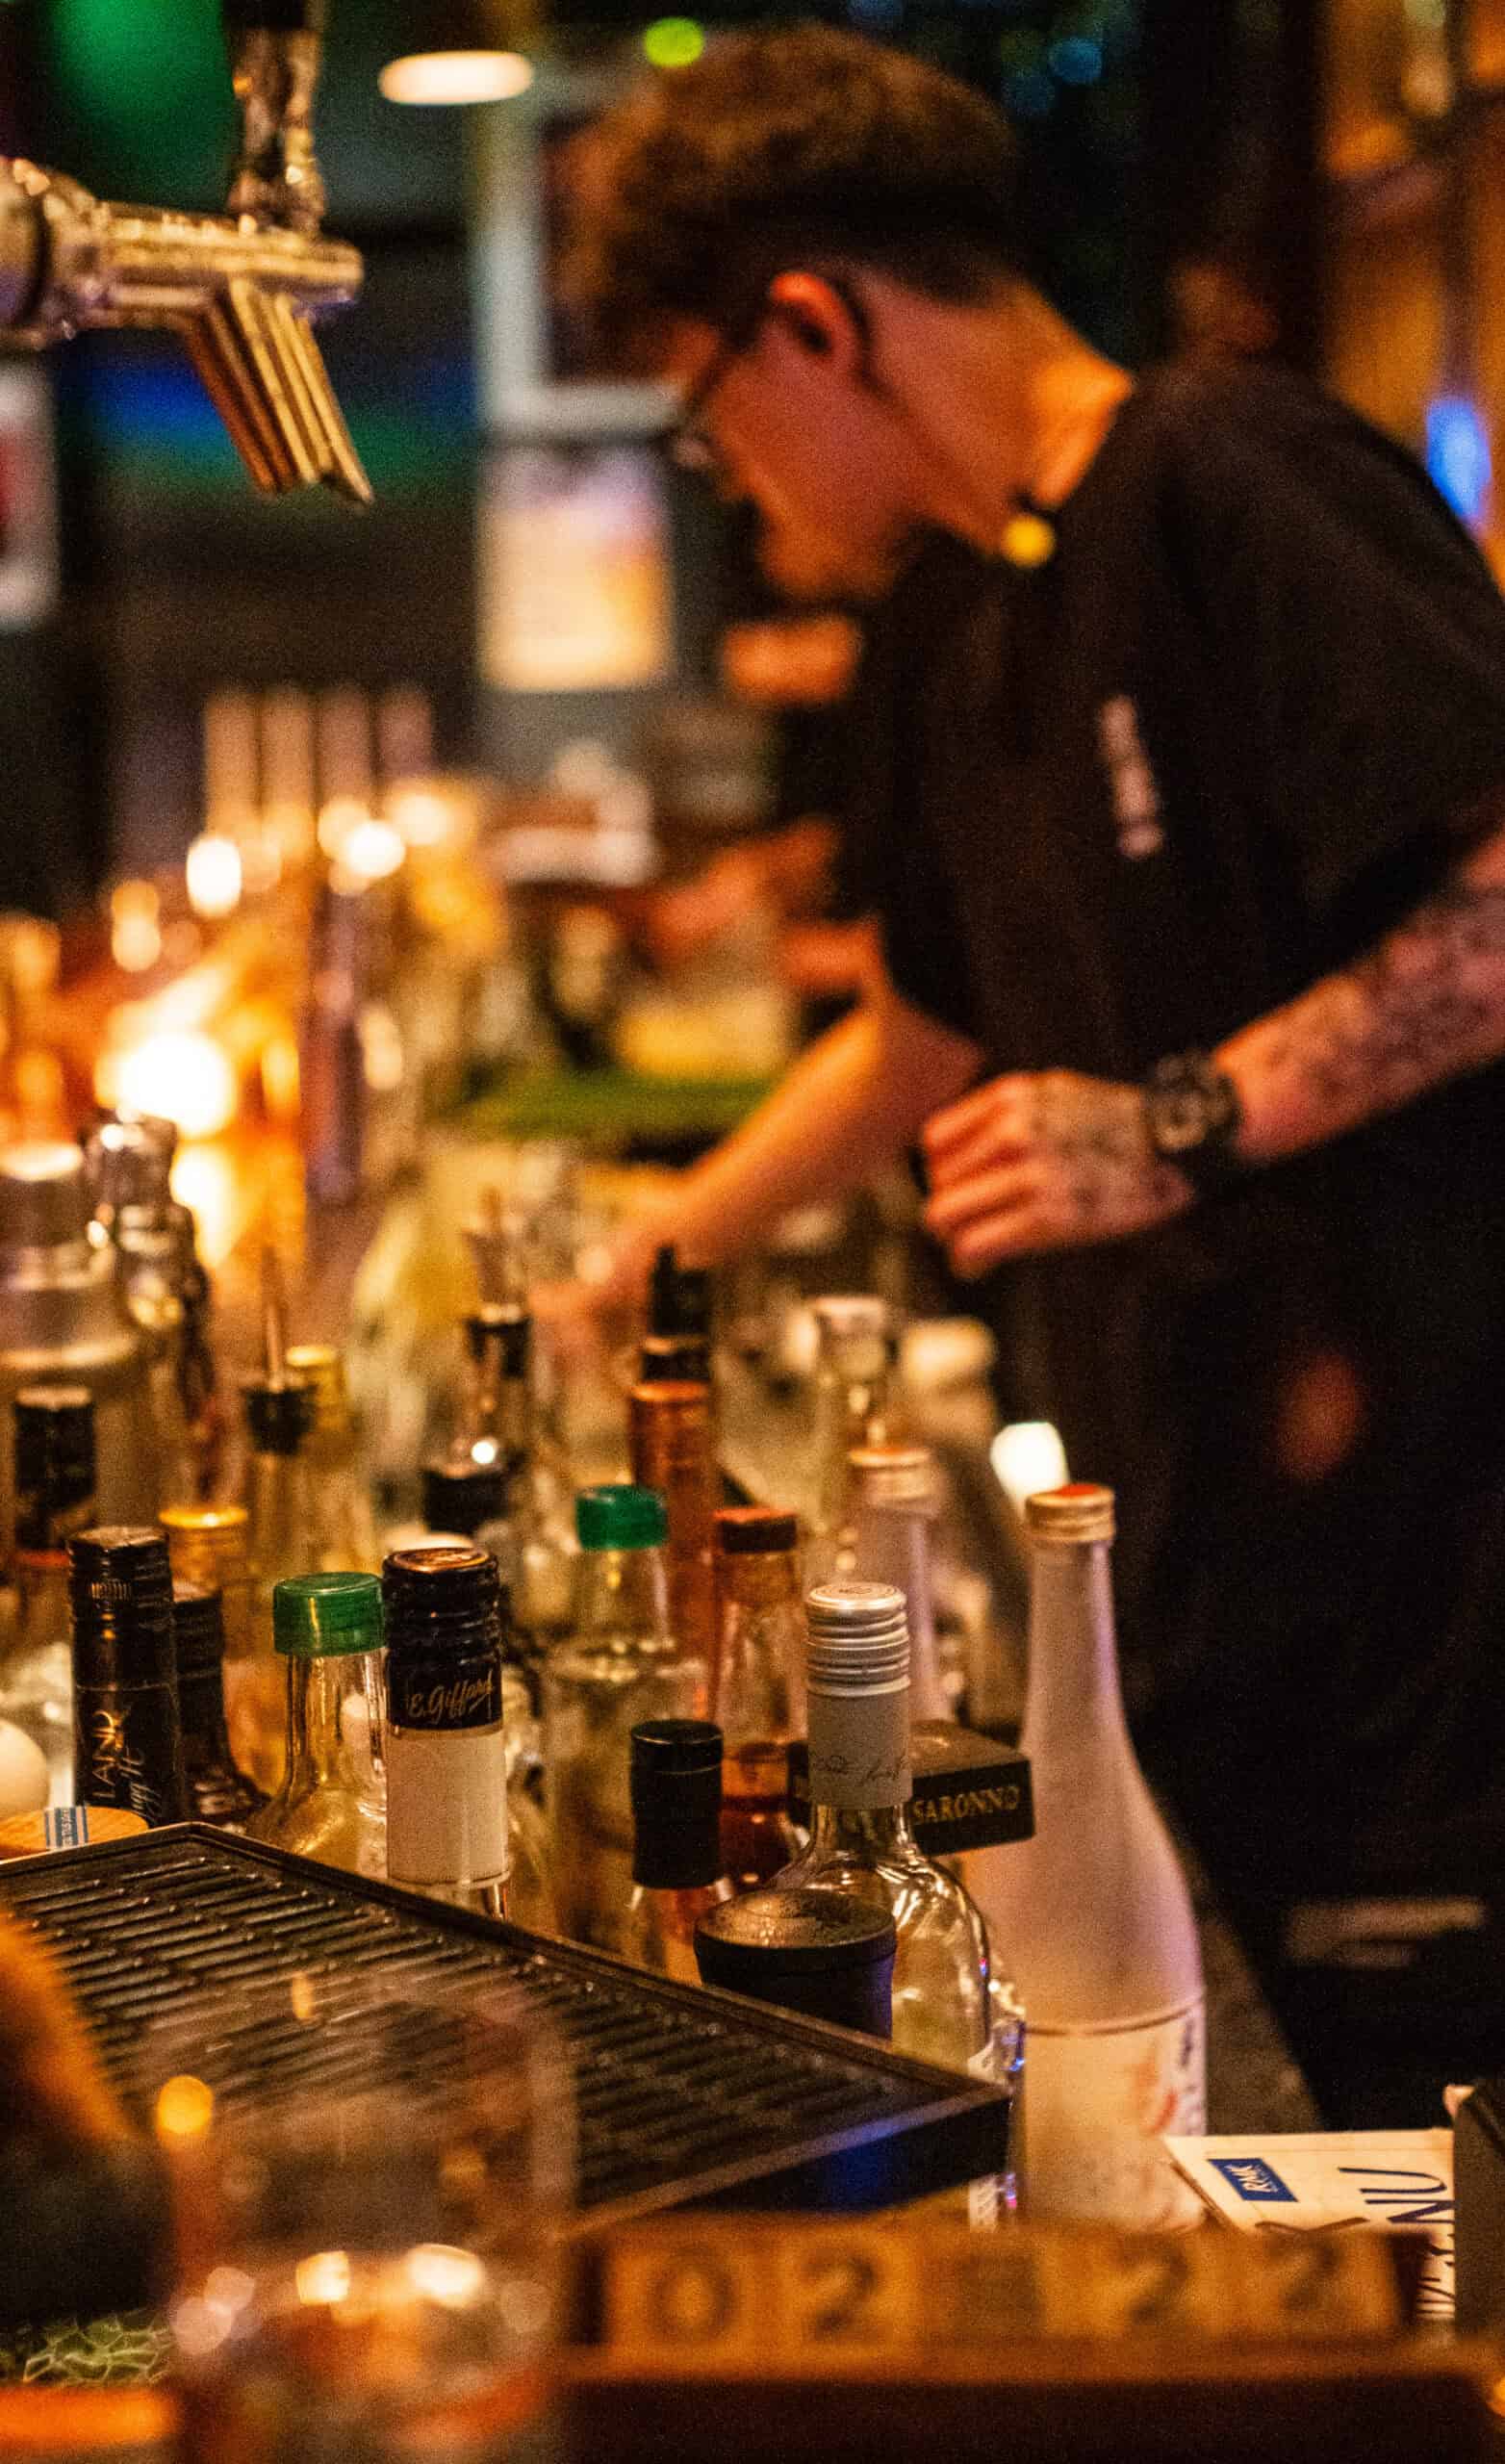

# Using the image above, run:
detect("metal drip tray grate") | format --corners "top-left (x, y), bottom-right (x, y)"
top-left (0, 1826), bottom-right (1008, 2223)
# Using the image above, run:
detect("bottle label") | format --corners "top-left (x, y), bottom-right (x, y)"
top-left (387, 1725), bottom-right (510, 1888)
top-left (388, 1656), bottom-right (502, 1732)
top-left (806, 1685), bottom-right (911, 1812)
top-left (1018, 1995), bottom-right (1207, 2229)
top-left (73, 1685), bottom-right (187, 1828)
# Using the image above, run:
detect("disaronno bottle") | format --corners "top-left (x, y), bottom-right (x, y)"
top-left (383, 1544), bottom-right (509, 1920)
top-left (968, 1484), bottom-right (1204, 2227)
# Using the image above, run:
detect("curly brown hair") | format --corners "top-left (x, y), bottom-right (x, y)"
top-left (561, 25), bottom-right (1040, 369)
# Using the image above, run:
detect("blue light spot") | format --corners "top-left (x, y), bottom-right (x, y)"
top-left (1005, 65), bottom-right (1057, 117)
top-left (1048, 36), bottom-right (1103, 83)
top-left (1427, 395), bottom-right (1492, 527)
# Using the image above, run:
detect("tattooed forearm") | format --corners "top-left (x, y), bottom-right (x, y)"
top-left (1224, 878), bottom-right (1505, 1163)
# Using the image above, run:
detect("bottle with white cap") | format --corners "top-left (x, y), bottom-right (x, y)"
top-left (965, 1482), bottom-right (1205, 2227)
top-left (772, 1578), bottom-right (999, 2073)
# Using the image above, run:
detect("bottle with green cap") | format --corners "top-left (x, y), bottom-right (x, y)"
top-left (245, 1572), bottom-right (386, 1878)
top-left (543, 1485), bottom-right (707, 1953)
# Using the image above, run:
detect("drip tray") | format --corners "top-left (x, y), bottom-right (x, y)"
top-left (0, 1825), bottom-right (1008, 2224)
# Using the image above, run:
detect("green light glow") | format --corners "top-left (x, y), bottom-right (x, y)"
top-left (643, 17), bottom-right (704, 69)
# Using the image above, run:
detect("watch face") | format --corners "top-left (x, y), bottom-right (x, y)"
top-left (1155, 1089), bottom-right (1211, 1153)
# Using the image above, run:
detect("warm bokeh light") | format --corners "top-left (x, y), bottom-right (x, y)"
top-left (380, 48), bottom-right (533, 103)
top-left (114, 1030), bottom-right (238, 1141)
top-left (317, 794), bottom-right (373, 862)
top-left (388, 785), bottom-right (458, 849)
top-left (643, 15), bottom-right (704, 65)
top-left (404, 2246), bottom-right (487, 2308)
top-left (185, 833), bottom-right (244, 921)
top-left (294, 2250), bottom-right (352, 2308)
top-left (169, 1142), bottom-right (241, 1269)
top-left (155, 2072), bottom-right (215, 2142)
top-left (337, 817), bottom-right (407, 886)
top-left (990, 1420), bottom-right (1070, 1518)
top-left (111, 881), bottom-right (162, 975)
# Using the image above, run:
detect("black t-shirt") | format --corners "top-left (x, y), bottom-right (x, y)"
top-left (857, 363), bottom-right (1505, 1901)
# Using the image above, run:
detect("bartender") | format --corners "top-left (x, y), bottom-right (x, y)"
top-left (558, 27), bottom-right (1505, 2116)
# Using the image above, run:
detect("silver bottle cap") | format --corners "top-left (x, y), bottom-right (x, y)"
top-left (0, 1142), bottom-right (91, 1252)
top-left (805, 1578), bottom-right (910, 1692)
top-left (1024, 1482), bottom-right (1115, 1546)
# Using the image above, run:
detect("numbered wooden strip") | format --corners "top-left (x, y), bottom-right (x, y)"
top-left (598, 2220), bottom-right (1401, 2361)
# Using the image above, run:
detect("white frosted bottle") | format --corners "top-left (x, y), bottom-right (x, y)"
top-left (966, 1482), bottom-right (1205, 2226)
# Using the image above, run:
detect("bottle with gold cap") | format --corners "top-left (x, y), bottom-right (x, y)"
top-left (628, 1379), bottom-right (719, 1674)
top-left (965, 1483), bottom-right (1204, 2228)
top-left (246, 1572), bottom-right (386, 1878)
top-left (284, 1343), bottom-right (379, 1572)
top-left (713, 1505), bottom-right (805, 1888)
top-left (161, 1502), bottom-right (254, 1662)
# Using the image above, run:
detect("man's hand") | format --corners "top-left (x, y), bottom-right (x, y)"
top-left (921, 1068), bottom-right (1193, 1276)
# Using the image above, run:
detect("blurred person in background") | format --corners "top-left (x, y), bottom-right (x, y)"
top-left (556, 25), bottom-right (1505, 2116)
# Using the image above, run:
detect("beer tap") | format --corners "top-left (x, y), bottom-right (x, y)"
top-left (0, 0), bottom-right (370, 503)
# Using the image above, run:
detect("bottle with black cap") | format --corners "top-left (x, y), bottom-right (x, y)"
top-left (383, 1543), bottom-right (509, 1919)
top-left (0, 1385), bottom-right (96, 1800)
top-left (171, 1581), bottom-right (265, 1833)
top-left (625, 1718), bottom-right (734, 1983)
top-left (642, 1245), bottom-right (713, 1387)
top-left (236, 1247), bottom-right (315, 1793)
top-left (68, 1526), bottom-right (189, 1827)
top-left (246, 1572), bottom-right (386, 1875)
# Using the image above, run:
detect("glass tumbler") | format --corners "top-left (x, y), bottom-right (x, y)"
top-left (140, 1970), bottom-right (573, 2464)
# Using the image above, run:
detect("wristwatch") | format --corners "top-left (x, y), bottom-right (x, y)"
top-left (1141, 1050), bottom-right (1246, 1197)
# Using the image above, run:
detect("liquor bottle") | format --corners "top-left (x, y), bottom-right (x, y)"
top-left (383, 1543), bottom-right (509, 1919)
top-left (806, 1296), bottom-right (894, 1580)
top-left (627, 1379), bottom-right (719, 1676)
top-left (772, 1580), bottom-right (997, 2072)
top-left (284, 1345), bottom-right (380, 1572)
top-left (0, 1387), bottom-right (96, 1801)
top-left (68, 1527), bottom-right (190, 1827)
top-left (160, 1502), bottom-right (254, 1663)
top-left (463, 1306), bottom-right (576, 1664)
top-left (713, 1505), bottom-right (805, 1887)
top-left (247, 1573), bottom-right (386, 1878)
top-left (849, 1444), bottom-right (950, 1721)
top-left (625, 1718), bottom-right (734, 1984)
top-left (544, 1486), bottom-right (707, 1953)
top-left (641, 1245), bottom-right (713, 1387)
top-left (409, 1462), bottom-right (553, 1932)
top-left (236, 1251), bottom-right (316, 1793)
top-left (171, 1582), bottom-right (266, 1832)
top-left (965, 1484), bottom-right (1205, 2227)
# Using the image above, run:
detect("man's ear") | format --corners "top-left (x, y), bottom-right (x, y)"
top-left (766, 270), bottom-right (861, 371)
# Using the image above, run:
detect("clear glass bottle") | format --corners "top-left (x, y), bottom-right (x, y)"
top-left (69, 1525), bottom-right (190, 1827)
top-left (966, 1483), bottom-right (1205, 2227)
top-left (284, 1344), bottom-right (379, 1572)
top-left (247, 1572), bottom-right (386, 1880)
top-left (544, 1486), bottom-right (707, 1955)
top-left (772, 1579), bottom-right (998, 2072)
top-left (806, 1296), bottom-right (894, 1581)
top-left (628, 1380), bottom-right (719, 1673)
top-left (713, 1505), bottom-right (805, 1887)
top-left (171, 1581), bottom-right (266, 1833)
top-left (382, 1544), bottom-right (509, 1920)
top-left (464, 1307), bottom-right (576, 1667)
top-left (625, 1718), bottom-right (734, 1984)
top-left (849, 1443), bottom-right (951, 1723)
top-left (1, 1386), bottom-right (96, 1802)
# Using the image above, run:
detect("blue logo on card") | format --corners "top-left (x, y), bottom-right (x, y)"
top-left (1209, 2156), bottom-right (1297, 2203)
